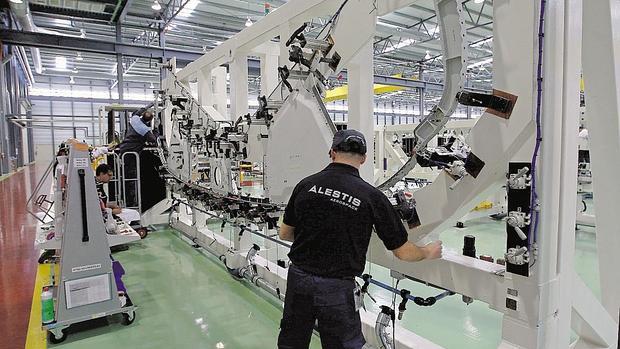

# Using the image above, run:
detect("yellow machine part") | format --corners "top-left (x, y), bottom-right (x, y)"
top-left (473, 201), bottom-right (494, 211)
top-left (323, 75), bottom-right (408, 102)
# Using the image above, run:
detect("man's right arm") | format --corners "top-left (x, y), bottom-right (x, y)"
top-left (372, 192), bottom-right (442, 262)
top-left (392, 241), bottom-right (442, 262)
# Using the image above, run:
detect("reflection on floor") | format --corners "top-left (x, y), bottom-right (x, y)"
top-left (50, 231), bottom-right (322, 349)
top-left (49, 213), bottom-right (599, 349)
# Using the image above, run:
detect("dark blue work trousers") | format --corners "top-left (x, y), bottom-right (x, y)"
top-left (277, 265), bottom-right (366, 349)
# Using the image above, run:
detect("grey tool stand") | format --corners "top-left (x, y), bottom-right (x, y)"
top-left (43, 143), bottom-right (136, 344)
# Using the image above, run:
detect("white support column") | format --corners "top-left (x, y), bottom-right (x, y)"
top-left (347, 40), bottom-right (374, 182)
top-left (556, 1), bottom-right (583, 348)
top-left (229, 56), bottom-right (248, 121)
top-left (212, 67), bottom-right (228, 117)
top-left (261, 53), bottom-right (279, 97)
top-left (375, 128), bottom-right (385, 182)
top-left (494, 0), bottom-right (579, 347)
top-left (197, 67), bottom-right (213, 108)
top-left (582, 0), bottom-right (620, 333)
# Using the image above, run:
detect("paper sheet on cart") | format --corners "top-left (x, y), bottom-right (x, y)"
top-left (118, 208), bottom-right (141, 223)
top-left (65, 274), bottom-right (111, 309)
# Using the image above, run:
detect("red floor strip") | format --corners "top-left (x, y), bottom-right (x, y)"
top-left (0, 165), bottom-right (44, 349)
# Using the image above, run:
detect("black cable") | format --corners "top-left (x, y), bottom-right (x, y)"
top-left (315, 0), bottom-right (350, 40)
top-left (392, 279), bottom-right (400, 349)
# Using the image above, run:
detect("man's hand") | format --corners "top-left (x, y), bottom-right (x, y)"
top-left (112, 207), bottom-right (122, 215)
top-left (421, 241), bottom-right (443, 260)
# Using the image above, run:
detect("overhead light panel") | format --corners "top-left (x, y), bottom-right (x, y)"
top-left (76, 52), bottom-right (83, 61)
top-left (69, 76), bottom-right (75, 85)
top-left (149, 82), bottom-right (155, 89)
top-left (474, 0), bottom-right (484, 3)
top-left (55, 56), bottom-right (67, 70)
top-left (9, 0), bottom-right (24, 4)
top-left (80, 29), bottom-right (86, 38)
top-left (245, 17), bottom-right (253, 27)
top-left (424, 51), bottom-right (431, 60)
top-left (179, 0), bottom-right (199, 17)
top-left (152, 1), bottom-right (162, 11)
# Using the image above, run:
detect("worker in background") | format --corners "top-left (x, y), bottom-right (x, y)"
top-left (277, 129), bottom-right (442, 349)
top-left (118, 102), bottom-right (159, 154)
top-left (116, 102), bottom-right (166, 212)
top-left (95, 163), bottom-right (141, 226)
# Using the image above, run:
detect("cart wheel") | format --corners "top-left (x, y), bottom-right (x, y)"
top-left (48, 329), bottom-right (67, 344)
top-left (456, 222), bottom-right (465, 228)
top-left (121, 311), bottom-right (135, 325)
top-left (136, 228), bottom-right (148, 239)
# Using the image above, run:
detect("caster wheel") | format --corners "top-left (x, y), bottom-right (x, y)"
top-left (136, 228), bottom-right (148, 239)
top-left (121, 311), bottom-right (135, 325)
top-left (48, 330), bottom-right (67, 344)
top-left (456, 222), bottom-right (465, 229)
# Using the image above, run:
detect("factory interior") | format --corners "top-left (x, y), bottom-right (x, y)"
top-left (0, 0), bottom-right (619, 348)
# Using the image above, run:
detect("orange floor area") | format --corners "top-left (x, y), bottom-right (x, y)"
top-left (0, 165), bottom-right (44, 349)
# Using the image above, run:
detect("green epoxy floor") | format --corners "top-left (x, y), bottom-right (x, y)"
top-left (51, 204), bottom-right (600, 349)
top-left (50, 231), bottom-right (321, 349)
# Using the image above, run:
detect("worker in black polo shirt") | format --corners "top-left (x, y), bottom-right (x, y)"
top-left (277, 129), bottom-right (442, 349)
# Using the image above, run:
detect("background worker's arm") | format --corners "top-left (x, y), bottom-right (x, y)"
top-left (279, 222), bottom-right (295, 242)
top-left (106, 202), bottom-right (122, 215)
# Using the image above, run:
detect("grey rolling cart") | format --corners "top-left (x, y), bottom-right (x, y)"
top-left (44, 142), bottom-right (136, 344)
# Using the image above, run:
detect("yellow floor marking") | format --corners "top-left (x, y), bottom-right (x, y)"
top-left (25, 263), bottom-right (53, 349)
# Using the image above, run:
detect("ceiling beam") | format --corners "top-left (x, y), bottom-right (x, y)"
top-left (29, 4), bottom-right (112, 21)
top-left (0, 29), bottom-right (203, 62)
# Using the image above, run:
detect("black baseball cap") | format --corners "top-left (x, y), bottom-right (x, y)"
top-left (331, 129), bottom-right (367, 155)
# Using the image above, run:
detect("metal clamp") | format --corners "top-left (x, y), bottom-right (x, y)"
top-left (507, 167), bottom-right (531, 189)
top-left (506, 210), bottom-right (530, 240)
top-left (505, 246), bottom-right (529, 265)
top-left (448, 161), bottom-right (468, 190)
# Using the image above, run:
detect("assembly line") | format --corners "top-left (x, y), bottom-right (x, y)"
top-left (0, 0), bottom-right (619, 348)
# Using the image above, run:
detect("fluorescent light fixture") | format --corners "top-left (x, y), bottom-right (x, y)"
top-left (72, 68), bottom-right (79, 74)
top-left (152, 1), bottom-right (162, 11)
top-left (179, 0), bottom-right (199, 17)
top-left (424, 51), bottom-right (431, 60)
top-left (9, 0), bottom-right (24, 4)
top-left (377, 20), bottom-right (402, 30)
top-left (80, 29), bottom-right (86, 38)
top-left (474, 0), bottom-right (484, 3)
top-left (55, 56), bottom-right (67, 70)
top-left (69, 76), bottom-right (75, 84)
top-left (76, 52), bottom-right (83, 61)
top-left (149, 82), bottom-right (155, 89)
top-left (467, 57), bottom-right (493, 69)
top-left (245, 17), bottom-right (253, 27)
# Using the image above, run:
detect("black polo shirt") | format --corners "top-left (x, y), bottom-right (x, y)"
top-left (283, 162), bottom-right (409, 278)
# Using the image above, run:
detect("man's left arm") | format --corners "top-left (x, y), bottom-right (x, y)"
top-left (279, 183), bottom-right (301, 242)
